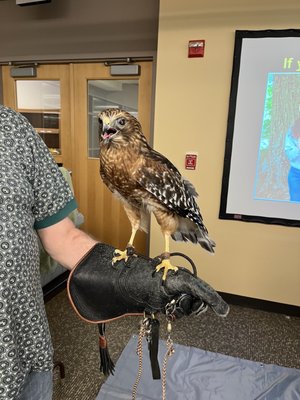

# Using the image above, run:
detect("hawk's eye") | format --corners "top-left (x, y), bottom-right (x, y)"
top-left (119, 118), bottom-right (126, 126)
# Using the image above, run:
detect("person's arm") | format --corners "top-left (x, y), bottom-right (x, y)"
top-left (37, 217), bottom-right (98, 270)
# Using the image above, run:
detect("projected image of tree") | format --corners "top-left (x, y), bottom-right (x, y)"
top-left (254, 73), bottom-right (300, 201)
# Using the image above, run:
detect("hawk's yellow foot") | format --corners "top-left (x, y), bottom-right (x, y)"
top-left (112, 246), bottom-right (135, 265)
top-left (155, 257), bottom-right (178, 281)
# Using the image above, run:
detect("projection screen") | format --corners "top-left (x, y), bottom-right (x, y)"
top-left (219, 29), bottom-right (300, 227)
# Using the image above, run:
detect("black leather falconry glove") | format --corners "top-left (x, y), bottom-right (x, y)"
top-left (67, 243), bottom-right (229, 377)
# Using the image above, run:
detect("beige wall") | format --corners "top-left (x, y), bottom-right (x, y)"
top-left (150, 0), bottom-right (300, 306)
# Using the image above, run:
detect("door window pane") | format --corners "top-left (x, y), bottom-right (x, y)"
top-left (16, 80), bottom-right (61, 157)
top-left (88, 80), bottom-right (138, 158)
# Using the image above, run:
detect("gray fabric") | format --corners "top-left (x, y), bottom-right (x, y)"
top-left (17, 371), bottom-right (53, 400)
top-left (97, 335), bottom-right (300, 400)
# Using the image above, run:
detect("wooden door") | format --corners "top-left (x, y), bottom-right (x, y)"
top-left (72, 62), bottom-right (153, 255)
top-left (2, 61), bottom-right (153, 255)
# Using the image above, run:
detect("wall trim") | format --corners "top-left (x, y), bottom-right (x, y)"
top-left (220, 292), bottom-right (300, 317)
top-left (43, 271), bottom-right (69, 303)
top-left (0, 56), bottom-right (154, 67)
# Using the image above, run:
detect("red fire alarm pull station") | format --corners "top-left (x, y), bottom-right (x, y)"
top-left (188, 40), bottom-right (205, 58)
top-left (185, 153), bottom-right (198, 170)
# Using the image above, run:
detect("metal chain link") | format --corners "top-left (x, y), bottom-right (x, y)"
top-left (161, 323), bottom-right (175, 400)
top-left (161, 337), bottom-right (175, 400)
top-left (132, 318), bottom-right (175, 400)
top-left (132, 319), bottom-right (147, 400)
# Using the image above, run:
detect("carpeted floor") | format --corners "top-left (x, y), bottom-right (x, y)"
top-left (45, 289), bottom-right (300, 400)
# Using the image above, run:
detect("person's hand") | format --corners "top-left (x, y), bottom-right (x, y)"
top-left (67, 243), bottom-right (229, 323)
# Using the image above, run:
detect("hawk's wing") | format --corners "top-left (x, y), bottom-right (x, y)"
top-left (136, 147), bottom-right (207, 231)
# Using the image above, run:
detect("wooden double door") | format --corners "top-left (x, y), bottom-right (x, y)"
top-left (2, 62), bottom-right (153, 255)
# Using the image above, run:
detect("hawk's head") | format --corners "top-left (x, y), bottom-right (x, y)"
top-left (98, 108), bottom-right (142, 146)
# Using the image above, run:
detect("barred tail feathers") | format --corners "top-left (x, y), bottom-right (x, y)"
top-left (171, 217), bottom-right (215, 253)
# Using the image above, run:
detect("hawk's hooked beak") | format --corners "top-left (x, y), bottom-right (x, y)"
top-left (101, 125), bottom-right (117, 141)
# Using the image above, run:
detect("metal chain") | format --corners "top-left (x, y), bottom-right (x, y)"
top-left (132, 317), bottom-right (175, 400)
top-left (161, 327), bottom-right (175, 400)
top-left (132, 320), bottom-right (147, 400)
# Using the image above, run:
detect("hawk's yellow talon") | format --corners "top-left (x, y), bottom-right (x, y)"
top-left (112, 246), bottom-right (136, 265)
top-left (112, 249), bottom-right (129, 264)
top-left (155, 259), bottom-right (178, 281)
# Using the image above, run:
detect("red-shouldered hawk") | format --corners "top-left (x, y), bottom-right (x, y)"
top-left (98, 108), bottom-right (215, 280)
